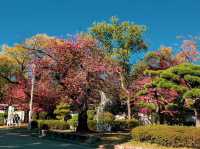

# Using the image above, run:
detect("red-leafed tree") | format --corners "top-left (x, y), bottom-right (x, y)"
top-left (24, 34), bottom-right (120, 132)
top-left (32, 71), bottom-right (62, 114)
top-left (130, 46), bottom-right (184, 124)
top-left (0, 44), bottom-right (30, 110)
top-left (3, 81), bottom-right (27, 108)
top-left (136, 83), bottom-right (179, 124)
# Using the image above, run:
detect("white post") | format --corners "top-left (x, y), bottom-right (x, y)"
top-left (28, 64), bottom-right (36, 129)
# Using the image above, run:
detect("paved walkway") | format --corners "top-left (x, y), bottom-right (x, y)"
top-left (0, 128), bottom-right (94, 149)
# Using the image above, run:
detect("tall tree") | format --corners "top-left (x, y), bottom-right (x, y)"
top-left (0, 45), bottom-right (30, 108)
top-left (90, 17), bottom-right (147, 120)
top-left (24, 34), bottom-right (119, 132)
top-left (0, 42), bottom-right (60, 113)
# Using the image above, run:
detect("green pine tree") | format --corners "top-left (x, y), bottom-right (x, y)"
top-left (145, 63), bottom-right (200, 127)
top-left (54, 101), bottom-right (70, 120)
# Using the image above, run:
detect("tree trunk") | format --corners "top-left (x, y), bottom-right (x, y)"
top-left (76, 109), bottom-right (89, 133)
top-left (119, 72), bottom-right (131, 120)
top-left (194, 109), bottom-right (200, 127)
top-left (127, 96), bottom-right (131, 120)
top-left (76, 92), bottom-right (89, 133)
top-left (155, 104), bottom-right (165, 124)
top-left (159, 113), bottom-right (165, 124)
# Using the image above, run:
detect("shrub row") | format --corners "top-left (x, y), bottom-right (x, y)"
top-left (132, 125), bottom-right (200, 148)
top-left (112, 119), bottom-right (139, 130)
top-left (88, 119), bottom-right (139, 131)
top-left (37, 120), bottom-right (70, 130)
top-left (35, 118), bottom-right (139, 131)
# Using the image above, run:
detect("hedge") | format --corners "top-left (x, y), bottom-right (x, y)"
top-left (112, 119), bottom-right (139, 130)
top-left (37, 120), bottom-right (70, 130)
top-left (88, 119), bottom-right (139, 131)
top-left (132, 125), bottom-right (200, 148)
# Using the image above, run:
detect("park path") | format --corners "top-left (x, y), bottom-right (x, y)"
top-left (0, 128), bottom-right (95, 149)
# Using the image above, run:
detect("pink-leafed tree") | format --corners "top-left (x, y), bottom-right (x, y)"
top-left (24, 34), bottom-right (120, 132)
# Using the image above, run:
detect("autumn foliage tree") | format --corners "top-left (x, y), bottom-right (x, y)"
top-left (0, 42), bottom-right (62, 113)
top-left (131, 43), bottom-right (199, 124)
top-left (0, 45), bottom-right (30, 108)
top-left (23, 34), bottom-right (120, 132)
top-left (141, 63), bottom-right (200, 126)
top-left (0, 17), bottom-right (199, 132)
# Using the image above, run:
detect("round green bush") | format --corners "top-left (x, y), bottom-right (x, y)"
top-left (96, 112), bottom-right (114, 125)
top-left (132, 125), bottom-right (200, 148)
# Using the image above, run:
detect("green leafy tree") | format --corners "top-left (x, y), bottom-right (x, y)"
top-left (90, 17), bottom-right (147, 120)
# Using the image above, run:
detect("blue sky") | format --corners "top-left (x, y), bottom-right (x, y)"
top-left (0, 0), bottom-right (199, 53)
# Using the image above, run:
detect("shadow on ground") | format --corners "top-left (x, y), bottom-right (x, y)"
top-left (0, 128), bottom-right (94, 149)
top-left (0, 128), bottom-right (131, 149)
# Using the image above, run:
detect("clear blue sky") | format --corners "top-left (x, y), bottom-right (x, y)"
top-left (0, 0), bottom-right (199, 52)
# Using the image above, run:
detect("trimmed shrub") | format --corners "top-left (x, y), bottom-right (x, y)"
top-left (132, 125), bottom-right (200, 148)
top-left (87, 119), bottom-right (139, 131)
top-left (112, 119), bottom-right (139, 130)
top-left (96, 112), bottom-right (114, 125)
top-left (88, 120), bottom-right (97, 130)
top-left (37, 120), bottom-right (70, 130)
top-left (87, 110), bottom-right (95, 120)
